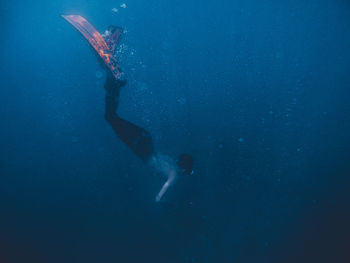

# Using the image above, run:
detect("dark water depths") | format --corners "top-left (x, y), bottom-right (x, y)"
top-left (1, 0), bottom-right (350, 262)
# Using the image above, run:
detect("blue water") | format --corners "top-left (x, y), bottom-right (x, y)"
top-left (1, 1), bottom-right (350, 262)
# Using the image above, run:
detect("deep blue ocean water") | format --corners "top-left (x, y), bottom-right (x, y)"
top-left (1, 0), bottom-right (350, 262)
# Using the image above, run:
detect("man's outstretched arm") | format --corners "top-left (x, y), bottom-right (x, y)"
top-left (155, 173), bottom-right (176, 202)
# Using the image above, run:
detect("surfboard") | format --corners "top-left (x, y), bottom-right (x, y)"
top-left (62, 15), bottom-right (123, 80)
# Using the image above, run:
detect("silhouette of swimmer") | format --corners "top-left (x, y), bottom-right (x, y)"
top-left (62, 15), bottom-right (193, 201)
top-left (103, 70), bottom-right (193, 202)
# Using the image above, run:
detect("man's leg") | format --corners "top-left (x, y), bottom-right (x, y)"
top-left (104, 72), bottom-right (124, 121)
top-left (103, 73), bottom-right (154, 161)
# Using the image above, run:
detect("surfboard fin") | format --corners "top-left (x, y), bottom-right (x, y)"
top-left (62, 15), bottom-right (123, 80)
top-left (102, 26), bottom-right (123, 54)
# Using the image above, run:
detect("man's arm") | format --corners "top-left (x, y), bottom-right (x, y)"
top-left (155, 170), bottom-right (176, 202)
top-left (156, 181), bottom-right (170, 202)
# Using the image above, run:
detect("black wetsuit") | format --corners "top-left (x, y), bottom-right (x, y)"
top-left (104, 72), bottom-right (154, 161)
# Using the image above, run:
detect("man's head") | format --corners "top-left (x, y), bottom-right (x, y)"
top-left (177, 153), bottom-right (193, 175)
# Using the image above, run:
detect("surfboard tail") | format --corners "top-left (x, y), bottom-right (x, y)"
top-left (62, 15), bottom-right (123, 80)
top-left (103, 25), bottom-right (123, 54)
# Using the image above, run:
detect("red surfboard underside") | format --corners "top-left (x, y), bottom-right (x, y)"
top-left (62, 15), bottom-right (122, 80)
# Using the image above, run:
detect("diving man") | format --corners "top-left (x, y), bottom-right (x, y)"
top-left (62, 15), bottom-right (194, 201)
